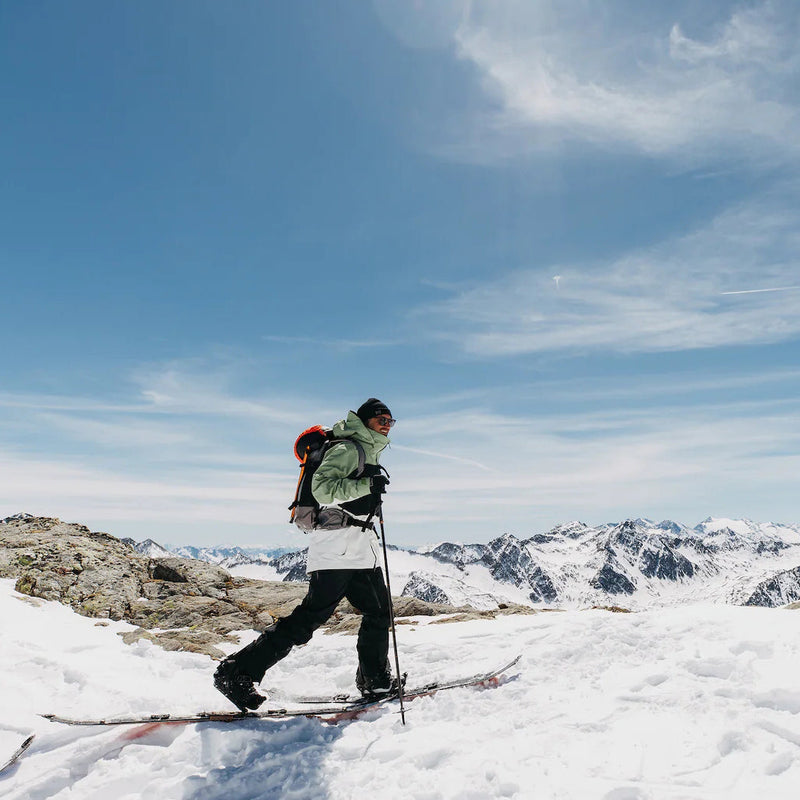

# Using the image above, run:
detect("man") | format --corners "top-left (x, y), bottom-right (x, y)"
top-left (213, 398), bottom-right (396, 711)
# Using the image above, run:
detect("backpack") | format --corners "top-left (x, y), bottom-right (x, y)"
top-left (288, 425), bottom-right (371, 532)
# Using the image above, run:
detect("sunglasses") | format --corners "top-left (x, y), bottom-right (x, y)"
top-left (375, 416), bottom-right (396, 428)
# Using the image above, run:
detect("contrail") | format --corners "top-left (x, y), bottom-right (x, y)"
top-left (721, 286), bottom-right (800, 295)
top-left (392, 444), bottom-right (494, 472)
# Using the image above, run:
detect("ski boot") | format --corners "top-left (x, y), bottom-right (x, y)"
top-left (356, 666), bottom-right (406, 700)
top-left (213, 658), bottom-right (266, 712)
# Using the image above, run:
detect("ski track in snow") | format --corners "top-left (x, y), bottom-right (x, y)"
top-left (3, 578), bottom-right (800, 799)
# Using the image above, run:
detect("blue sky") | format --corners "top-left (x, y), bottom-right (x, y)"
top-left (2, 0), bottom-right (799, 547)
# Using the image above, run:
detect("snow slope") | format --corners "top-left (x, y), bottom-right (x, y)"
top-left (3, 578), bottom-right (800, 799)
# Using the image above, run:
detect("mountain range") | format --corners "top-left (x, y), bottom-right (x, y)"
top-left (130, 517), bottom-right (800, 610)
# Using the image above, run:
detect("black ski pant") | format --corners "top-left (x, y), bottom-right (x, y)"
top-left (231, 567), bottom-right (391, 684)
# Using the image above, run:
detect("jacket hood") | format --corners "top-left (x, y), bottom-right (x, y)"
top-left (332, 411), bottom-right (389, 457)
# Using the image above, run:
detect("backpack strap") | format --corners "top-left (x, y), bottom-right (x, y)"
top-left (343, 512), bottom-right (376, 533)
top-left (312, 437), bottom-right (367, 479)
top-left (346, 439), bottom-right (367, 479)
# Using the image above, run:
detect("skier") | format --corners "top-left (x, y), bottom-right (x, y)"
top-left (214, 398), bottom-right (397, 711)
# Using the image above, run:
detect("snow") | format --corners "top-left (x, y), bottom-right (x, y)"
top-left (227, 562), bottom-right (284, 582)
top-left (695, 518), bottom-right (800, 545)
top-left (3, 577), bottom-right (800, 799)
top-left (698, 517), bottom-right (758, 535)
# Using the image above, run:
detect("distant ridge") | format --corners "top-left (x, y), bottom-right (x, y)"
top-left (7, 513), bottom-right (800, 610)
top-left (169, 516), bottom-right (800, 610)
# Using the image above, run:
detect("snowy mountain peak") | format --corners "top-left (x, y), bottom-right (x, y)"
top-left (119, 538), bottom-right (174, 557)
top-left (542, 521), bottom-right (592, 539)
top-left (405, 517), bottom-right (800, 609)
top-left (426, 541), bottom-right (485, 570)
top-left (1, 512), bottom-right (37, 523)
top-left (401, 570), bottom-right (500, 611)
top-left (695, 517), bottom-right (757, 535)
top-left (654, 519), bottom-right (690, 535)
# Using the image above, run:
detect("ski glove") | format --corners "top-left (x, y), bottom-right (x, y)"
top-left (369, 474), bottom-right (390, 496)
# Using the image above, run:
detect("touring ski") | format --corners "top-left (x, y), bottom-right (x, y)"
top-left (279, 654), bottom-right (521, 704)
top-left (41, 654), bottom-right (520, 727)
top-left (41, 705), bottom-right (357, 726)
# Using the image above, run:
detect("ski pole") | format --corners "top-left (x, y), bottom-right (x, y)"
top-left (377, 502), bottom-right (406, 725)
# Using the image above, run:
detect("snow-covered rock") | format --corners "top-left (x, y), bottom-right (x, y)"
top-left (425, 541), bottom-right (485, 570)
top-left (401, 570), bottom-right (499, 611)
top-left (744, 566), bottom-right (800, 607)
top-left (483, 533), bottom-right (558, 603)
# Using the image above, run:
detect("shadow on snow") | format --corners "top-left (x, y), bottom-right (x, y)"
top-left (183, 716), bottom-right (348, 800)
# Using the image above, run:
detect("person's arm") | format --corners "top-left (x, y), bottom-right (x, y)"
top-left (311, 442), bottom-right (371, 505)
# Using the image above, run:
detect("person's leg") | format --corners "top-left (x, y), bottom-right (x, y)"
top-left (214, 570), bottom-right (352, 709)
top-left (344, 568), bottom-right (392, 690)
top-left (234, 569), bottom-right (353, 681)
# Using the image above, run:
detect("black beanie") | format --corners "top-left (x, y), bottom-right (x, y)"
top-left (356, 398), bottom-right (392, 423)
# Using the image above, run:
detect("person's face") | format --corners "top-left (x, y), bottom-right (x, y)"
top-left (367, 414), bottom-right (395, 436)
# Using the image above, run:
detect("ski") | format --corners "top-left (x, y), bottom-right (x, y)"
top-left (281, 654), bottom-right (522, 705)
top-left (0, 734), bottom-right (35, 774)
top-left (40, 654), bottom-right (520, 727)
top-left (40, 705), bottom-right (362, 726)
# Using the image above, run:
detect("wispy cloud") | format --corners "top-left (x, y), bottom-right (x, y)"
top-left (414, 184), bottom-right (800, 357)
top-left (388, 397), bottom-right (800, 537)
top-left (418, 1), bottom-right (800, 164)
top-left (0, 449), bottom-right (294, 530)
top-left (262, 335), bottom-right (403, 351)
top-left (391, 370), bottom-right (800, 422)
top-left (0, 362), bottom-right (314, 538)
top-left (0, 358), bottom-right (398, 541)
top-left (2, 368), bottom-right (799, 544)
top-left (0, 393), bottom-right (156, 414)
top-left (131, 365), bottom-right (313, 426)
